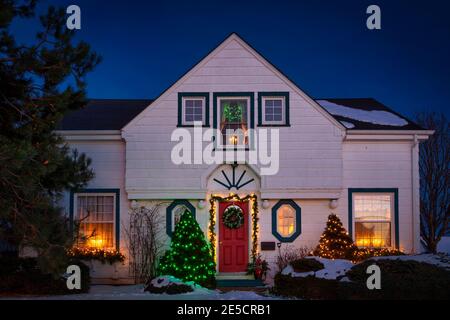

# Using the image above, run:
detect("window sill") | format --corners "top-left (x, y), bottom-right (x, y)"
top-left (257, 123), bottom-right (291, 127)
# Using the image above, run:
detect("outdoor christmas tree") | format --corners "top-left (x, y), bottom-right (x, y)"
top-left (158, 210), bottom-right (216, 288)
top-left (313, 213), bottom-right (357, 260)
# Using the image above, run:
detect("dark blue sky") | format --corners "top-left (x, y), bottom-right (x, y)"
top-left (12, 0), bottom-right (450, 118)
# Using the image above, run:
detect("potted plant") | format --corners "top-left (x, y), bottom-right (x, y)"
top-left (246, 254), bottom-right (270, 280)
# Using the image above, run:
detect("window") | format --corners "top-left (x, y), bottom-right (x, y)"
top-left (219, 97), bottom-right (250, 147)
top-left (75, 194), bottom-right (116, 249)
top-left (352, 193), bottom-right (394, 248)
top-left (166, 200), bottom-right (196, 237)
top-left (258, 92), bottom-right (290, 126)
top-left (277, 205), bottom-right (296, 237)
top-left (213, 93), bottom-right (254, 149)
top-left (177, 93), bottom-right (210, 127)
top-left (272, 199), bottom-right (301, 242)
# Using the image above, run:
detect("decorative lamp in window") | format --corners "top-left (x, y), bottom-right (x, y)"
top-left (177, 93), bottom-right (210, 127)
top-left (258, 92), bottom-right (290, 126)
top-left (166, 200), bottom-right (196, 237)
top-left (272, 199), bottom-right (301, 242)
top-left (349, 189), bottom-right (399, 249)
top-left (73, 192), bottom-right (118, 249)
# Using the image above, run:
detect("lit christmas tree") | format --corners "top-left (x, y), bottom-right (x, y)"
top-left (313, 213), bottom-right (357, 260)
top-left (158, 210), bottom-right (216, 288)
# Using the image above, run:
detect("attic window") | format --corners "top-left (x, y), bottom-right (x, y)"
top-left (258, 92), bottom-right (290, 126)
top-left (177, 93), bottom-right (210, 127)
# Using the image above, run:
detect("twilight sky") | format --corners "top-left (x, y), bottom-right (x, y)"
top-left (11, 0), bottom-right (450, 118)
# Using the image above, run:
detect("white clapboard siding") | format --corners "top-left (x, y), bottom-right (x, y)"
top-left (339, 141), bottom-right (414, 253)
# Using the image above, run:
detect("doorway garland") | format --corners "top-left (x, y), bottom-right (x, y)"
top-left (208, 194), bottom-right (259, 262)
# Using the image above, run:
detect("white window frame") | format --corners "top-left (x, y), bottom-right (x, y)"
top-left (261, 96), bottom-right (286, 125)
top-left (73, 192), bottom-right (117, 249)
top-left (182, 96), bottom-right (206, 126)
top-left (352, 192), bottom-right (395, 249)
top-left (216, 96), bottom-right (251, 149)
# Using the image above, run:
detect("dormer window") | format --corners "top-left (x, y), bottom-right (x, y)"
top-left (177, 93), bottom-right (210, 127)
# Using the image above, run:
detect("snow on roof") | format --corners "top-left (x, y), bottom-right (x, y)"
top-left (316, 99), bottom-right (409, 127)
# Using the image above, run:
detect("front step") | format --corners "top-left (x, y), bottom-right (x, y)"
top-left (216, 272), bottom-right (253, 280)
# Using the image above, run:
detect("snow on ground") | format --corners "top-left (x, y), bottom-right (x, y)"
top-left (3, 284), bottom-right (282, 300)
top-left (368, 253), bottom-right (450, 270)
top-left (317, 100), bottom-right (408, 126)
top-left (281, 256), bottom-right (354, 280)
top-left (438, 237), bottom-right (450, 255)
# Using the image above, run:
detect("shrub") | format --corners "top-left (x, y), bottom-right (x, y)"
top-left (290, 258), bottom-right (324, 273)
top-left (346, 259), bottom-right (450, 300)
top-left (274, 258), bottom-right (450, 300)
top-left (0, 256), bottom-right (90, 295)
top-left (352, 248), bottom-right (404, 262)
top-left (273, 274), bottom-right (341, 300)
top-left (275, 245), bottom-right (311, 272)
top-left (144, 277), bottom-right (194, 294)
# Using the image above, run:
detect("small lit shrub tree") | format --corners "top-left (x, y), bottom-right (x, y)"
top-left (313, 214), bottom-right (357, 260)
top-left (158, 210), bottom-right (216, 288)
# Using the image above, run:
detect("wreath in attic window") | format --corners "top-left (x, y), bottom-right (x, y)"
top-left (222, 205), bottom-right (244, 229)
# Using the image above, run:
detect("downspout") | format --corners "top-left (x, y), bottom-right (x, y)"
top-left (411, 134), bottom-right (420, 253)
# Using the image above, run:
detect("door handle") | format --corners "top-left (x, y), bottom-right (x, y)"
top-left (219, 241), bottom-right (223, 245)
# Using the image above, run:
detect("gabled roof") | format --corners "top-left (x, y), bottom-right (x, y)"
top-left (57, 99), bottom-right (153, 130)
top-left (56, 33), bottom-right (425, 132)
top-left (57, 97), bottom-right (424, 131)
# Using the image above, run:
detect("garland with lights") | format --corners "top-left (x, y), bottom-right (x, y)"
top-left (222, 205), bottom-right (244, 229)
top-left (209, 194), bottom-right (259, 262)
top-left (67, 247), bottom-right (125, 265)
top-left (158, 210), bottom-right (216, 288)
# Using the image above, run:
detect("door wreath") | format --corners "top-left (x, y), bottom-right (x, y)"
top-left (222, 205), bottom-right (244, 229)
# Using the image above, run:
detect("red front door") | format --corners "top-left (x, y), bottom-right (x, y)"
top-left (218, 201), bottom-right (249, 272)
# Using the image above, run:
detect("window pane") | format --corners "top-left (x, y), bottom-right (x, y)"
top-left (264, 99), bottom-right (284, 123)
top-left (354, 193), bottom-right (392, 248)
top-left (355, 222), bottom-right (391, 247)
top-left (184, 99), bottom-right (204, 124)
top-left (172, 205), bottom-right (188, 231)
top-left (277, 205), bottom-right (296, 237)
top-left (220, 98), bottom-right (248, 146)
top-left (76, 195), bottom-right (114, 249)
top-left (354, 194), bottom-right (391, 221)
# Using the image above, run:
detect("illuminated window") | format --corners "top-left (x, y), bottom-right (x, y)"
top-left (353, 193), bottom-right (393, 248)
top-left (272, 199), bottom-right (301, 242)
top-left (75, 194), bottom-right (115, 249)
top-left (218, 96), bottom-right (250, 147)
top-left (277, 205), bottom-right (296, 237)
top-left (172, 204), bottom-right (188, 232)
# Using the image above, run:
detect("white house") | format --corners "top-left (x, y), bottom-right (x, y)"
top-left (57, 33), bottom-right (432, 284)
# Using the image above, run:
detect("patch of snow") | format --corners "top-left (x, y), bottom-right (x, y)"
top-left (438, 236), bottom-right (450, 255)
top-left (149, 275), bottom-right (202, 290)
top-left (281, 256), bottom-right (354, 280)
top-left (2, 284), bottom-right (283, 300)
top-left (340, 121), bottom-right (355, 129)
top-left (317, 100), bottom-right (408, 127)
top-left (367, 253), bottom-right (450, 270)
